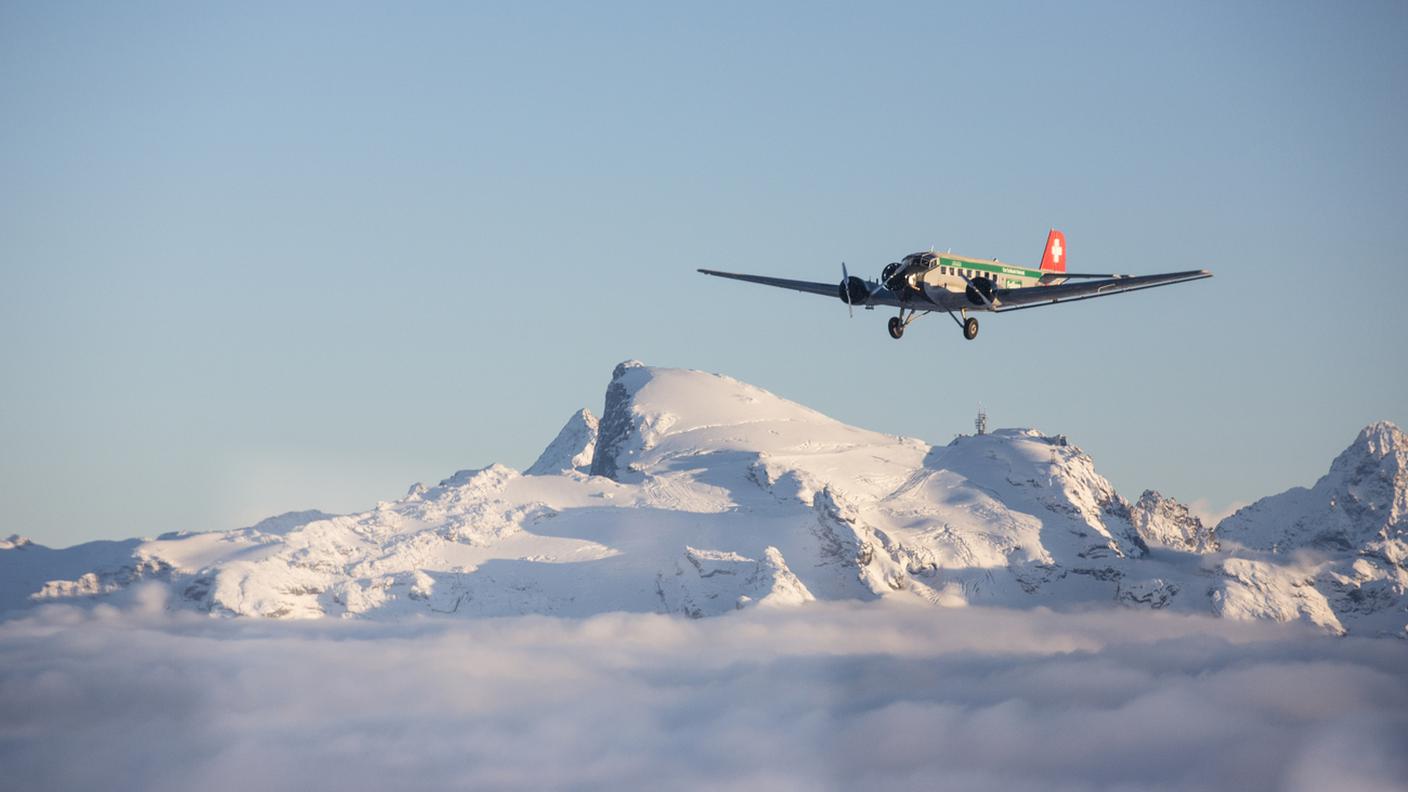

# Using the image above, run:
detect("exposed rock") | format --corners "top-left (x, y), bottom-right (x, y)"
top-left (527, 408), bottom-right (599, 476)
top-left (589, 361), bottom-right (647, 480)
top-left (1131, 490), bottom-right (1217, 552)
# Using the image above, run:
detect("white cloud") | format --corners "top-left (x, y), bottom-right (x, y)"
top-left (1, 590), bottom-right (1405, 791)
top-left (1187, 497), bottom-right (1249, 527)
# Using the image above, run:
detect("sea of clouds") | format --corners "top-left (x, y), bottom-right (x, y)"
top-left (2, 585), bottom-right (1405, 791)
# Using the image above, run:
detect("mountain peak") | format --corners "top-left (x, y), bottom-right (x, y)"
top-left (588, 362), bottom-right (848, 481)
top-left (527, 408), bottom-right (599, 476)
top-left (1, 535), bottom-right (32, 550)
top-left (1327, 421), bottom-right (1407, 518)
top-left (589, 364), bottom-right (648, 480)
top-left (1218, 420), bottom-right (1407, 557)
top-left (1346, 420), bottom-right (1406, 461)
top-left (613, 359), bottom-right (646, 376)
top-left (1131, 490), bottom-right (1216, 552)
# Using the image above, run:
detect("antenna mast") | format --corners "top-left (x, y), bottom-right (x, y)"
top-left (975, 405), bottom-right (987, 436)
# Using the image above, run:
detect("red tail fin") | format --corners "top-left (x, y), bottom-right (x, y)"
top-left (1039, 229), bottom-right (1066, 273)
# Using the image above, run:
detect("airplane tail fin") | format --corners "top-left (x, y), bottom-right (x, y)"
top-left (1039, 229), bottom-right (1067, 273)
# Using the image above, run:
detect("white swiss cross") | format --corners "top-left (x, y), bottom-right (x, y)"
top-left (1050, 237), bottom-right (1063, 264)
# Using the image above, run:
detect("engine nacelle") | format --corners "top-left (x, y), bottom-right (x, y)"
top-left (838, 275), bottom-right (870, 306)
top-left (881, 262), bottom-right (906, 291)
top-left (965, 276), bottom-right (996, 306)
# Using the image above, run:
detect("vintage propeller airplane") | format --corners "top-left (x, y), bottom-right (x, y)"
top-left (699, 230), bottom-right (1211, 340)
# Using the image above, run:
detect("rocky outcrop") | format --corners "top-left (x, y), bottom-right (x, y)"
top-left (589, 361), bottom-right (647, 480)
top-left (1131, 490), bottom-right (1217, 552)
top-left (527, 408), bottom-right (598, 476)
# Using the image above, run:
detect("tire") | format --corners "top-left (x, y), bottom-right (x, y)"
top-left (963, 317), bottom-right (979, 340)
top-left (888, 316), bottom-right (904, 339)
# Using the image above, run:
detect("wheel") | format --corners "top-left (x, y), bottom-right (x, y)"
top-left (887, 316), bottom-right (905, 339)
top-left (963, 317), bottom-right (979, 340)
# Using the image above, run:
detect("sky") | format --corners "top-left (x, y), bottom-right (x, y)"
top-left (2, 2), bottom-right (1406, 547)
top-left (2, 594), bottom-right (1406, 790)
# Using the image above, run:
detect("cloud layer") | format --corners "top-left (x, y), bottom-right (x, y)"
top-left (2, 589), bottom-right (1405, 791)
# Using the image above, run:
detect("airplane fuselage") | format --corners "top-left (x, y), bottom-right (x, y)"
top-left (892, 251), bottom-right (1059, 310)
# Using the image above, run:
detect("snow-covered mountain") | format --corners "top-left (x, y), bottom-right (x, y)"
top-left (526, 408), bottom-right (597, 476)
top-left (1213, 421), bottom-right (1407, 636)
top-left (2, 362), bottom-right (1403, 636)
top-left (1131, 490), bottom-right (1216, 553)
top-left (1218, 421), bottom-right (1406, 553)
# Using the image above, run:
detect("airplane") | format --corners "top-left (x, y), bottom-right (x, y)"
top-left (699, 230), bottom-right (1211, 340)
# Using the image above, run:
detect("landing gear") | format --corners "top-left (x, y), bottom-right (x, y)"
top-left (887, 308), bottom-right (927, 340)
top-left (887, 305), bottom-right (976, 341)
top-left (940, 305), bottom-right (982, 342)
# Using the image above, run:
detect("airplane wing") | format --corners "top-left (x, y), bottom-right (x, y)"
top-left (699, 267), bottom-right (1213, 314)
top-left (993, 269), bottom-right (1212, 312)
top-left (696, 269), bottom-right (838, 298)
top-left (698, 269), bottom-right (912, 309)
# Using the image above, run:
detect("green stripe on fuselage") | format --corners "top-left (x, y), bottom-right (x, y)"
top-left (936, 255), bottom-right (1042, 280)
top-left (930, 255), bottom-right (1044, 291)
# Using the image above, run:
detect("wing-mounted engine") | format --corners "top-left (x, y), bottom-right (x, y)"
top-left (965, 276), bottom-right (996, 306)
top-left (838, 275), bottom-right (870, 305)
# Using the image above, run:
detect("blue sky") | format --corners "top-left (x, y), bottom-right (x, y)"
top-left (3, 1), bottom-right (1405, 546)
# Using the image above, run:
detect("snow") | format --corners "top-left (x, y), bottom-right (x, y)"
top-left (1132, 490), bottom-right (1217, 552)
top-left (526, 408), bottom-right (598, 475)
top-left (2, 362), bottom-right (1405, 637)
top-left (1215, 421), bottom-right (1408, 636)
top-left (1219, 421), bottom-right (1407, 552)
top-left (1212, 557), bottom-right (1346, 635)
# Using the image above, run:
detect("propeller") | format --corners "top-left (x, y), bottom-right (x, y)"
top-left (839, 261), bottom-right (889, 317)
top-left (881, 261), bottom-right (904, 292)
top-left (842, 262), bottom-right (853, 317)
